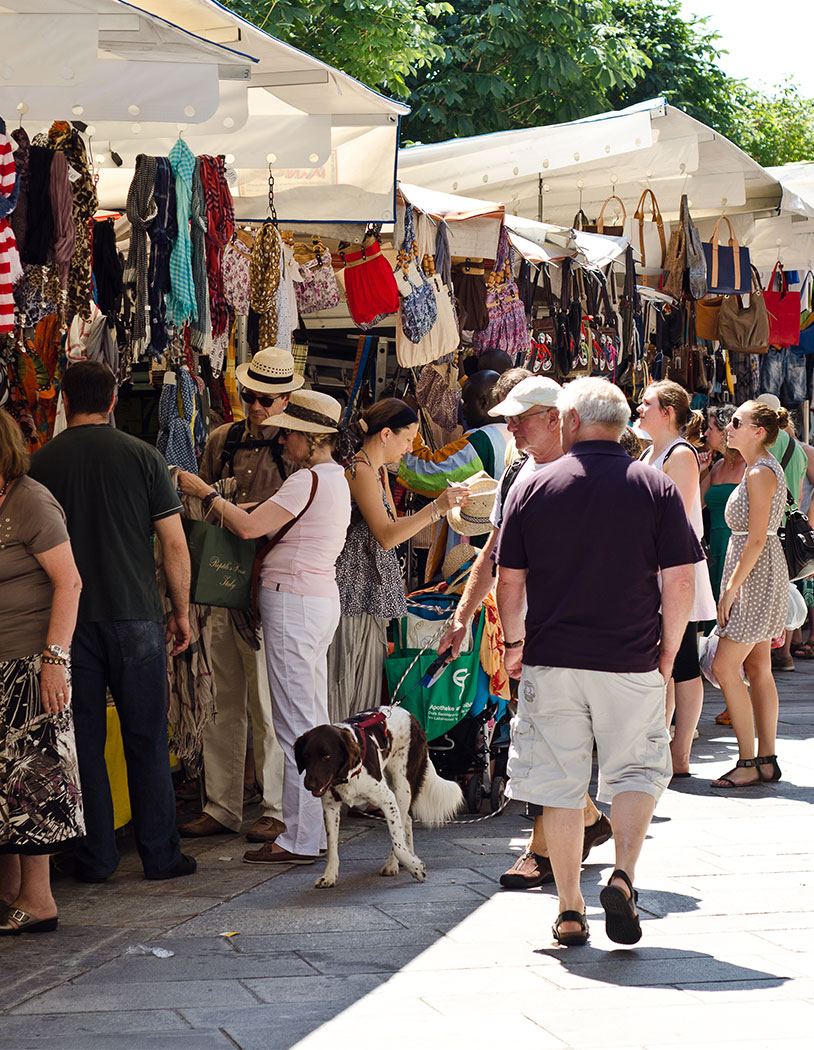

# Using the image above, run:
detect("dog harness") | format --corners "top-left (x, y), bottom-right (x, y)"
top-left (329, 709), bottom-right (389, 801)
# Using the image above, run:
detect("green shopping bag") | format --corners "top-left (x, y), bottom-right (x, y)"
top-left (385, 610), bottom-right (488, 741)
top-left (182, 518), bottom-right (256, 610)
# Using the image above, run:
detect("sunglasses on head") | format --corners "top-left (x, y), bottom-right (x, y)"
top-left (241, 389), bottom-right (278, 408)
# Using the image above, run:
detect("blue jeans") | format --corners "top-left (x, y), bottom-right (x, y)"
top-left (70, 620), bottom-right (181, 878)
top-left (760, 348), bottom-right (807, 405)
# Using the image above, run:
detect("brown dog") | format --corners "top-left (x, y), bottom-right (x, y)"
top-left (295, 706), bottom-right (463, 888)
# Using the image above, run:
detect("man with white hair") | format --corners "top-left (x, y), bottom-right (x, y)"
top-left (495, 378), bottom-right (703, 946)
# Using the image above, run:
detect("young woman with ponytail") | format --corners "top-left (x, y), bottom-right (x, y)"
top-left (327, 398), bottom-right (470, 722)
top-left (638, 381), bottom-right (717, 778)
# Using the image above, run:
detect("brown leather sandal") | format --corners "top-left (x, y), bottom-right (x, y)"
top-left (552, 910), bottom-right (589, 946)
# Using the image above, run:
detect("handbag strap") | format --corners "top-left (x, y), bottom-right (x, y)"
top-left (251, 468), bottom-right (319, 627)
top-left (596, 194), bottom-right (627, 232)
top-left (769, 261), bottom-right (788, 295)
top-left (633, 189), bottom-right (666, 267)
top-left (573, 209), bottom-right (590, 231)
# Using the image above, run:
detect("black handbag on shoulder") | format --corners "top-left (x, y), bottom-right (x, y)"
top-left (777, 437), bottom-right (814, 581)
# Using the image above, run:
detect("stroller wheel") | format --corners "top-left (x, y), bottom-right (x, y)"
top-left (466, 775), bottom-right (484, 814)
top-left (490, 775), bottom-right (506, 813)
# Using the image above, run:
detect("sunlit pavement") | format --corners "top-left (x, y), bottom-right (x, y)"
top-left (2, 669), bottom-right (813, 1050)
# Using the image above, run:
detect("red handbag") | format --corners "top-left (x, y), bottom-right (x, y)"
top-left (764, 262), bottom-right (801, 348)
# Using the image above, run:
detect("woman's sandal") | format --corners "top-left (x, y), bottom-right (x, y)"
top-left (711, 757), bottom-right (762, 788)
top-left (791, 642), bottom-right (814, 659)
top-left (714, 709), bottom-right (731, 726)
top-left (756, 755), bottom-right (782, 782)
top-left (599, 869), bottom-right (641, 945)
top-left (552, 910), bottom-right (589, 946)
top-left (0, 908), bottom-right (58, 935)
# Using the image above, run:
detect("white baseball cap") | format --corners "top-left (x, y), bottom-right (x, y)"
top-left (489, 376), bottom-right (562, 418)
top-left (756, 392), bottom-right (782, 411)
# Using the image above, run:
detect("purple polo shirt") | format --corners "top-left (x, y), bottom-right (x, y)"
top-left (495, 440), bottom-right (704, 673)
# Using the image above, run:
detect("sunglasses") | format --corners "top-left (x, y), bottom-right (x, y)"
top-left (241, 389), bottom-right (279, 408)
top-left (730, 417), bottom-right (760, 430)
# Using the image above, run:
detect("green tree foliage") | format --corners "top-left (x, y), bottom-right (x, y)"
top-left (728, 81), bottom-right (814, 167)
top-left (402, 0), bottom-right (650, 143)
top-left (224, 0), bottom-right (451, 99)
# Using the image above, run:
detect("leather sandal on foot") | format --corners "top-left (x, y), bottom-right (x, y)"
top-left (711, 757), bottom-right (761, 788)
top-left (499, 848), bottom-right (554, 890)
top-left (0, 908), bottom-right (58, 935)
top-left (600, 869), bottom-right (641, 945)
top-left (756, 755), bottom-right (782, 782)
top-left (552, 910), bottom-right (589, 946)
top-left (581, 813), bottom-right (613, 860)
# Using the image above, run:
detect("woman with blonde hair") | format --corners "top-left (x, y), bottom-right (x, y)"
top-left (328, 398), bottom-right (470, 722)
top-left (710, 401), bottom-right (789, 787)
top-left (638, 380), bottom-right (716, 777)
top-left (0, 409), bottom-right (84, 934)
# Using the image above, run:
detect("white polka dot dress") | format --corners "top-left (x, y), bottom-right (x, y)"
top-left (719, 456), bottom-right (789, 644)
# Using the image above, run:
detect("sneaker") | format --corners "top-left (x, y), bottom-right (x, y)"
top-left (242, 842), bottom-right (317, 865)
top-left (145, 854), bottom-right (197, 880)
top-left (246, 816), bottom-right (286, 843)
top-left (499, 848), bottom-right (554, 889)
top-left (582, 813), bottom-right (613, 860)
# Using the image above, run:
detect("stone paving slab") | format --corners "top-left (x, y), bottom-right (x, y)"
top-left (1, 679), bottom-right (813, 1048)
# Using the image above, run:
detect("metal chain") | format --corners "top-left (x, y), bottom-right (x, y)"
top-left (267, 164), bottom-right (278, 226)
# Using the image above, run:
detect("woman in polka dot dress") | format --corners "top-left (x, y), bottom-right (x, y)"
top-left (711, 401), bottom-right (789, 788)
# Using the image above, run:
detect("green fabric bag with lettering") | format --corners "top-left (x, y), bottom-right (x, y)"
top-left (384, 609), bottom-right (488, 741)
top-left (182, 518), bottom-right (256, 610)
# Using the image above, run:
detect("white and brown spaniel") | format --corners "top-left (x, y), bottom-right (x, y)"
top-left (295, 705), bottom-right (463, 888)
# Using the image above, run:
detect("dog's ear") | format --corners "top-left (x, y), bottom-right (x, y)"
top-left (294, 731), bottom-right (311, 774)
top-left (334, 728), bottom-right (361, 782)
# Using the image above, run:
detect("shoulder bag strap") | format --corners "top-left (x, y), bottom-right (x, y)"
top-left (251, 468), bottom-right (319, 627)
top-left (780, 434), bottom-right (796, 472)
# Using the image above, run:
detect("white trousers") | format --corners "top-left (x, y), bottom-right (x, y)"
top-left (202, 608), bottom-right (285, 831)
top-left (259, 588), bottom-right (340, 856)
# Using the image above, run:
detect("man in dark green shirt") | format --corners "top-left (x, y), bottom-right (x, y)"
top-left (30, 361), bottom-right (195, 882)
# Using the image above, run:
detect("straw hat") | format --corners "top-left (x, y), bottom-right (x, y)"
top-left (262, 389), bottom-right (342, 434)
top-left (442, 543), bottom-right (479, 580)
top-left (447, 470), bottom-right (498, 537)
top-left (235, 346), bottom-right (305, 395)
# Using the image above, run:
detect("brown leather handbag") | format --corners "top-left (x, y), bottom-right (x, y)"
top-left (717, 266), bottom-right (770, 354)
top-left (584, 194), bottom-right (627, 236)
top-left (695, 296), bottom-right (724, 342)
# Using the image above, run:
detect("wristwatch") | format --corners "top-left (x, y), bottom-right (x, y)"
top-left (504, 639), bottom-right (524, 649)
top-left (44, 643), bottom-right (70, 662)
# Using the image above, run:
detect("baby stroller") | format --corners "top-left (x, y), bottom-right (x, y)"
top-left (384, 557), bottom-right (511, 814)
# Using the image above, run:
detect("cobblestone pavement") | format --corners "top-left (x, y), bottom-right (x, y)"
top-left (2, 670), bottom-right (813, 1050)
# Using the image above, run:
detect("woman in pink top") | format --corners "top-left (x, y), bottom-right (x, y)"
top-left (179, 390), bottom-right (352, 864)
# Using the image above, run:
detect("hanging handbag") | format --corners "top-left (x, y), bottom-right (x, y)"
top-left (585, 194), bottom-right (627, 236)
top-left (718, 266), bottom-right (770, 354)
top-left (471, 227), bottom-right (530, 356)
top-left (791, 271), bottom-right (814, 354)
top-left (695, 296), bottom-right (723, 342)
top-left (395, 203), bottom-right (438, 345)
top-left (183, 517), bottom-right (256, 610)
top-left (624, 189), bottom-right (671, 274)
top-left (683, 195), bottom-right (708, 301)
top-left (764, 262), bottom-right (801, 348)
top-left (702, 216), bottom-right (751, 295)
top-left (667, 307), bottom-right (692, 387)
top-left (661, 225), bottom-right (685, 300)
top-left (295, 240), bottom-right (341, 315)
top-left (341, 235), bottom-right (400, 329)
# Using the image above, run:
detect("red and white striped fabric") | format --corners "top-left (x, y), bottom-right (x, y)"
top-left (0, 134), bottom-right (21, 333)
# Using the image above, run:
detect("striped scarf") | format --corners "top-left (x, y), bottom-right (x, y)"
top-left (0, 133), bottom-right (20, 333)
top-left (125, 154), bottom-right (157, 352)
top-left (249, 221), bottom-right (281, 349)
top-left (199, 155), bottom-right (234, 338)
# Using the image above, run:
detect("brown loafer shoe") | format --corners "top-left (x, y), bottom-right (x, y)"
top-left (582, 812), bottom-right (612, 860)
top-left (178, 813), bottom-right (234, 838)
top-left (499, 848), bottom-right (554, 889)
top-left (245, 816), bottom-right (286, 843)
top-left (242, 842), bottom-right (317, 865)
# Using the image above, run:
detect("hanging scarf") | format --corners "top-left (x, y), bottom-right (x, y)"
top-left (9, 127), bottom-right (29, 255)
top-left (147, 157), bottom-right (176, 358)
top-left (48, 121), bottom-right (98, 320)
top-left (20, 146), bottom-right (53, 265)
top-left (249, 221), bottom-right (281, 349)
top-left (199, 155), bottom-right (234, 338)
top-left (92, 219), bottom-right (123, 316)
top-left (189, 158), bottom-right (210, 350)
top-left (0, 132), bottom-right (21, 333)
top-left (125, 153), bottom-right (157, 352)
top-left (49, 150), bottom-right (76, 290)
top-left (166, 137), bottom-right (198, 327)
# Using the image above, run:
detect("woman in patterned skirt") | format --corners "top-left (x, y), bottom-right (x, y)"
top-left (0, 409), bottom-right (84, 934)
top-left (711, 401), bottom-right (790, 788)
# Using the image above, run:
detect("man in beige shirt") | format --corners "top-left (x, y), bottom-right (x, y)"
top-left (179, 347), bottom-right (303, 843)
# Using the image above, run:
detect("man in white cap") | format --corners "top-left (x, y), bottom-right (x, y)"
top-left (438, 373), bottom-right (611, 890)
top-left (179, 347), bottom-right (302, 843)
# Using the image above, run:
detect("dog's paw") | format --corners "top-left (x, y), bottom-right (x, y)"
top-left (409, 861), bottom-right (427, 883)
top-left (315, 874), bottom-right (337, 889)
top-left (379, 859), bottom-right (400, 877)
